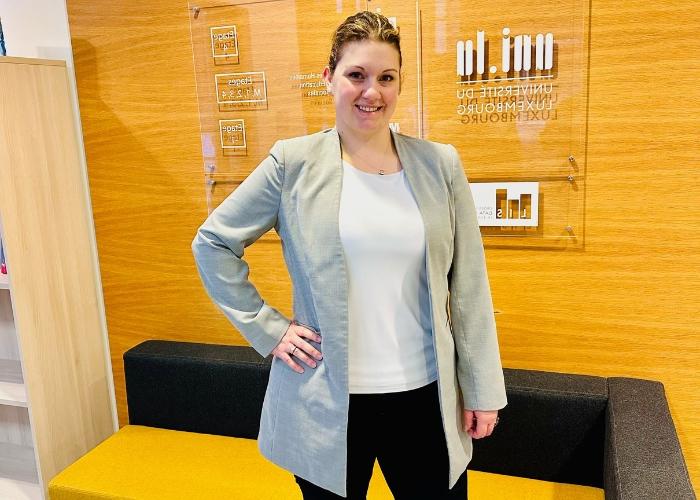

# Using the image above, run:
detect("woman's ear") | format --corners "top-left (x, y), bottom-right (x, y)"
top-left (322, 66), bottom-right (334, 94)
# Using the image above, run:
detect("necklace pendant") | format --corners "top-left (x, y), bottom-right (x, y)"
top-left (378, 169), bottom-right (385, 175)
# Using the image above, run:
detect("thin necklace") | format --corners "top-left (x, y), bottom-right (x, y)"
top-left (339, 132), bottom-right (397, 175)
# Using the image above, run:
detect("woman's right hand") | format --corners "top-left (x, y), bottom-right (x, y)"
top-left (271, 321), bottom-right (323, 373)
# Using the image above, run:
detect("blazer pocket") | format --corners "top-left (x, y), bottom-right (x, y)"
top-left (292, 319), bottom-right (320, 334)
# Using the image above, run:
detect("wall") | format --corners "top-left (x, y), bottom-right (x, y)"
top-left (64, 0), bottom-right (699, 491)
top-left (0, 0), bottom-right (73, 60)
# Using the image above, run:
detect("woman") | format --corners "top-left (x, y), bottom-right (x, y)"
top-left (192, 11), bottom-right (507, 499)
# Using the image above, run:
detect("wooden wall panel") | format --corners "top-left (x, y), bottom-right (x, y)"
top-left (66, 0), bottom-right (699, 491)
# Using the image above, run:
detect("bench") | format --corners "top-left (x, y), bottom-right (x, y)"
top-left (48, 340), bottom-right (695, 499)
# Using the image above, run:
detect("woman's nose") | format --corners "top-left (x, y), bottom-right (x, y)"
top-left (362, 80), bottom-right (381, 99)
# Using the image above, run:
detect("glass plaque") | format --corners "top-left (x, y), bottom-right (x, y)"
top-left (190, 0), bottom-right (589, 247)
top-left (189, 0), bottom-right (419, 223)
top-left (419, 0), bottom-right (589, 246)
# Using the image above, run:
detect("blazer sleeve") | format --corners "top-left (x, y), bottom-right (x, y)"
top-left (448, 144), bottom-right (508, 411)
top-left (191, 140), bottom-right (291, 357)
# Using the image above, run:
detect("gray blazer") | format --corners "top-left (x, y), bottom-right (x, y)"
top-left (192, 127), bottom-right (507, 496)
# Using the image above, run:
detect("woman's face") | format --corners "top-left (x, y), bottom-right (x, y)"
top-left (323, 40), bottom-right (401, 139)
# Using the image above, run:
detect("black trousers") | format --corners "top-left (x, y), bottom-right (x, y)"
top-left (294, 380), bottom-right (468, 499)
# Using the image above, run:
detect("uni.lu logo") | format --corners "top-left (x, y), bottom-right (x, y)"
top-left (457, 28), bottom-right (555, 82)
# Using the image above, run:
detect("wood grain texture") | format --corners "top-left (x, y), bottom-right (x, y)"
top-left (65, 0), bottom-right (699, 491)
top-left (0, 58), bottom-right (114, 495)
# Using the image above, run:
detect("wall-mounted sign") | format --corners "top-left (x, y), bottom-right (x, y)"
top-left (215, 71), bottom-right (267, 109)
top-left (289, 72), bottom-right (329, 101)
top-left (189, 2), bottom-right (420, 186)
top-left (210, 25), bottom-right (239, 64)
top-left (457, 28), bottom-right (554, 80)
top-left (190, 1), bottom-right (586, 245)
top-left (455, 27), bottom-right (558, 124)
top-left (219, 119), bottom-right (247, 150)
top-left (470, 182), bottom-right (539, 227)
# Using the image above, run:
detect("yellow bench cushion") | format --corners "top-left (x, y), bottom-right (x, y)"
top-left (49, 425), bottom-right (603, 499)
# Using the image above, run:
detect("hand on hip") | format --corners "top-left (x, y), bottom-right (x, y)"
top-left (272, 321), bottom-right (323, 374)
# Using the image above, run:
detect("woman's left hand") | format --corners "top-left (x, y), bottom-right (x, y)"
top-left (463, 409), bottom-right (499, 439)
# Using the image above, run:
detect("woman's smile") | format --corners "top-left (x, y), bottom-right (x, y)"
top-left (355, 103), bottom-right (385, 118)
top-left (356, 104), bottom-right (383, 113)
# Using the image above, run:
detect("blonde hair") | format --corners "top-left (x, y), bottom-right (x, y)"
top-left (327, 11), bottom-right (401, 75)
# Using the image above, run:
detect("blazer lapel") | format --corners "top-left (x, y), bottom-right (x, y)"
top-left (296, 128), bottom-right (344, 278)
top-left (392, 129), bottom-right (454, 335)
top-left (391, 128), bottom-right (443, 266)
top-left (294, 129), bottom-right (349, 388)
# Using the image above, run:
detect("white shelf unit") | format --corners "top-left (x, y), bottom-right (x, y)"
top-left (0, 56), bottom-right (115, 500)
top-left (0, 476), bottom-right (42, 500)
top-left (0, 358), bottom-right (27, 407)
top-left (0, 254), bottom-right (38, 498)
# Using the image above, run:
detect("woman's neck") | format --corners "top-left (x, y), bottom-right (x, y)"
top-left (337, 126), bottom-right (399, 172)
top-left (337, 126), bottom-right (391, 152)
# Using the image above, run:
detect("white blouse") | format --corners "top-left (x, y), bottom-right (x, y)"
top-left (338, 160), bottom-right (438, 394)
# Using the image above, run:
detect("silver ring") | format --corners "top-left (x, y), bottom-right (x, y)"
top-left (291, 346), bottom-right (298, 356)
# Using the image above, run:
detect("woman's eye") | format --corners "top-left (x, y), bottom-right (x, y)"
top-left (348, 72), bottom-right (364, 79)
top-left (380, 74), bottom-right (395, 81)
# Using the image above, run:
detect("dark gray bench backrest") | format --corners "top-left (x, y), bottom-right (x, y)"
top-left (123, 340), bottom-right (695, 498)
top-left (472, 368), bottom-right (608, 488)
top-left (125, 340), bottom-right (271, 439)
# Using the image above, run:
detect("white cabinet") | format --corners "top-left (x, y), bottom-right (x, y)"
top-left (0, 57), bottom-right (115, 499)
